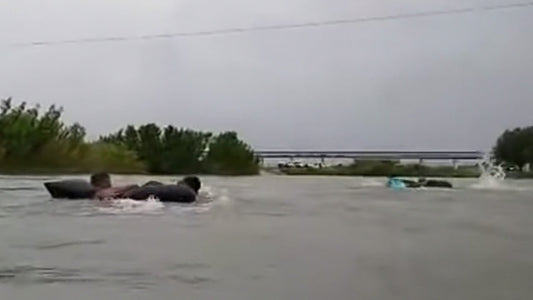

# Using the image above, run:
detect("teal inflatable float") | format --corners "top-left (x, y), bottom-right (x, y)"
top-left (387, 177), bottom-right (406, 190)
top-left (387, 177), bottom-right (453, 189)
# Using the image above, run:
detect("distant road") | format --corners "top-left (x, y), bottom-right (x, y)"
top-left (254, 150), bottom-right (485, 161)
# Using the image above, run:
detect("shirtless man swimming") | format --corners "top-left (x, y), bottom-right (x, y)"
top-left (90, 173), bottom-right (202, 200)
top-left (90, 172), bottom-right (139, 200)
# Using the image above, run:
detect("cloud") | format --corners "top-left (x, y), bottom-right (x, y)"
top-left (1, 0), bottom-right (532, 150)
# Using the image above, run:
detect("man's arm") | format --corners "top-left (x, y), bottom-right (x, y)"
top-left (95, 188), bottom-right (119, 200)
top-left (95, 184), bottom-right (140, 200)
top-left (113, 184), bottom-right (140, 198)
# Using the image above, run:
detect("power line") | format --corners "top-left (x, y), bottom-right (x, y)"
top-left (8, 1), bottom-right (533, 47)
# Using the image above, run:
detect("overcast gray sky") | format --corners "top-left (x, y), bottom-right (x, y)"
top-left (1, 0), bottom-right (532, 151)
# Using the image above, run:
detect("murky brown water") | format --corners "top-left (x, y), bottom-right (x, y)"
top-left (0, 174), bottom-right (532, 300)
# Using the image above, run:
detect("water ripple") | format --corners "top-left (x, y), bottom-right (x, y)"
top-left (167, 274), bottom-right (214, 285)
top-left (172, 262), bottom-right (210, 270)
top-left (0, 186), bottom-right (40, 192)
top-left (249, 211), bottom-right (292, 217)
top-left (0, 266), bottom-right (101, 284)
top-left (0, 265), bottom-right (216, 288)
top-left (34, 239), bottom-right (106, 250)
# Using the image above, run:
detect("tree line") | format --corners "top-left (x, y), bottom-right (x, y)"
top-left (100, 125), bottom-right (259, 175)
top-left (0, 98), bottom-right (259, 175)
top-left (1, 97), bottom-right (531, 175)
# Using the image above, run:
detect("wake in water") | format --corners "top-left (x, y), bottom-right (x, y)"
top-left (360, 178), bottom-right (386, 188)
top-left (171, 186), bottom-right (233, 214)
top-left (96, 184), bottom-right (231, 215)
top-left (96, 196), bottom-right (165, 215)
top-left (471, 154), bottom-right (508, 190)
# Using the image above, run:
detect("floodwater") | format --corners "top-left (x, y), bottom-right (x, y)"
top-left (0, 174), bottom-right (532, 300)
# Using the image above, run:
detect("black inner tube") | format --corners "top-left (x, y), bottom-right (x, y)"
top-left (424, 180), bottom-right (453, 188)
top-left (44, 180), bottom-right (96, 199)
top-left (44, 179), bottom-right (198, 202)
top-left (123, 184), bottom-right (197, 203)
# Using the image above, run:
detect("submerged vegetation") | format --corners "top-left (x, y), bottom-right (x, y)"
top-left (0, 98), bottom-right (259, 175)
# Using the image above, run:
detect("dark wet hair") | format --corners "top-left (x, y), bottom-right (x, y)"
top-left (179, 176), bottom-right (201, 194)
top-left (90, 172), bottom-right (111, 189)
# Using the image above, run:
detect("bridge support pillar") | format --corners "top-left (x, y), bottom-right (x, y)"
top-left (320, 156), bottom-right (325, 165)
top-left (419, 158), bottom-right (424, 165)
top-left (453, 159), bottom-right (458, 170)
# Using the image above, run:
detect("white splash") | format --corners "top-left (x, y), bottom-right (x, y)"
top-left (97, 196), bottom-right (164, 215)
top-left (360, 178), bottom-right (385, 188)
top-left (94, 184), bottom-right (231, 215)
top-left (198, 185), bottom-right (215, 202)
top-left (216, 188), bottom-right (232, 206)
top-left (471, 154), bottom-right (507, 190)
top-left (197, 185), bottom-right (232, 206)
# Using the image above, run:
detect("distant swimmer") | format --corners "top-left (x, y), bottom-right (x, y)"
top-left (387, 177), bottom-right (421, 189)
top-left (387, 177), bottom-right (453, 189)
top-left (90, 172), bottom-right (139, 200)
top-left (418, 178), bottom-right (453, 188)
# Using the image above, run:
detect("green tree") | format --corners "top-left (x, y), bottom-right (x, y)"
top-left (160, 126), bottom-right (211, 174)
top-left (102, 125), bottom-right (259, 175)
top-left (493, 127), bottom-right (533, 171)
top-left (0, 99), bottom-right (67, 160)
top-left (124, 125), bottom-right (140, 152)
top-left (0, 98), bottom-right (145, 174)
top-left (135, 123), bottom-right (163, 172)
top-left (204, 131), bottom-right (259, 175)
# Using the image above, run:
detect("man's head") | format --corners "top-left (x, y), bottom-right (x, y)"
top-left (178, 176), bottom-right (201, 194)
top-left (90, 172), bottom-right (111, 189)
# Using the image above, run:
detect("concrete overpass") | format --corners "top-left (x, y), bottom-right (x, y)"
top-left (254, 150), bottom-right (485, 165)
